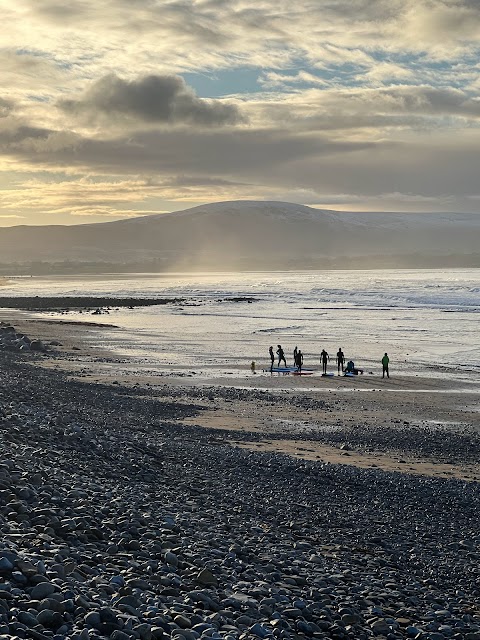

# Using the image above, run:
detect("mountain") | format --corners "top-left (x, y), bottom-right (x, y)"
top-left (0, 201), bottom-right (479, 272)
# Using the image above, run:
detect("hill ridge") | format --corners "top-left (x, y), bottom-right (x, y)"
top-left (0, 200), bottom-right (478, 271)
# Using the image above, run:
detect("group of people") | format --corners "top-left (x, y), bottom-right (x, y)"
top-left (268, 345), bottom-right (390, 377)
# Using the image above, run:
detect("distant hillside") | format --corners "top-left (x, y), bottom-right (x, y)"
top-left (0, 201), bottom-right (479, 272)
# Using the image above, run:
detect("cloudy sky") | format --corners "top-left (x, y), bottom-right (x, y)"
top-left (2, 0), bottom-right (480, 225)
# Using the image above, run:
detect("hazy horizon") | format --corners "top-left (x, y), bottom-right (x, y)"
top-left (3, 2), bottom-right (480, 226)
top-left (4, 199), bottom-right (480, 229)
top-left (0, 201), bottom-right (478, 272)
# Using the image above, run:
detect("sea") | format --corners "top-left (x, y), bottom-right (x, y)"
top-left (3, 269), bottom-right (479, 381)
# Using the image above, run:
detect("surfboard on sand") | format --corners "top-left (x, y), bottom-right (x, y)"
top-left (321, 372), bottom-right (334, 377)
top-left (270, 367), bottom-right (314, 372)
top-left (293, 370), bottom-right (314, 376)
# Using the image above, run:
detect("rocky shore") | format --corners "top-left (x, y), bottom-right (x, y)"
top-left (0, 343), bottom-right (480, 640)
top-left (0, 297), bottom-right (257, 311)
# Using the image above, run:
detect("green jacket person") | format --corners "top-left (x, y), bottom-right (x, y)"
top-left (382, 353), bottom-right (390, 378)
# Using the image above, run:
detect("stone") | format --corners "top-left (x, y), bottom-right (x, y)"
top-left (196, 569), bottom-right (218, 587)
top-left (85, 611), bottom-right (102, 629)
top-left (36, 608), bottom-right (63, 628)
top-left (250, 623), bottom-right (272, 638)
top-left (174, 615), bottom-right (192, 629)
top-left (371, 619), bottom-right (391, 635)
top-left (17, 610), bottom-right (38, 627)
top-left (0, 558), bottom-right (13, 573)
top-left (31, 581), bottom-right (56, 600)
top-left (110, 632), bottom-right (132, 640)
top-left (16, 559), bottom-right (38, 577)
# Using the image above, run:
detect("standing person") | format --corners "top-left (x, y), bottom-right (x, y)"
top-left (269, 346), bottom-right (275, 371)
top-left (336, 348), bottom-right (345, 374)
top-left (277, 345), bottom-right (287, 368)
top-left (293, 346), bottom-right (298, 364)
top-left (382, 352), bottom-right (390, 378)
top-left (295, 349), bottom-right (303, 372)
top-left (320, 348), bottom-right (330, 374)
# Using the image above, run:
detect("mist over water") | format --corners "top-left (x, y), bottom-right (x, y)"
top-left (5, 269), bottom-right (479, 379)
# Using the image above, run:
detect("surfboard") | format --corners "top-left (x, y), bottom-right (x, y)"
top-left (321, 372), bottom-right (334, 377)
top-left (293, 371), bottom-right (314, 375)
top-left (344, 372), bottom-right (356, 377)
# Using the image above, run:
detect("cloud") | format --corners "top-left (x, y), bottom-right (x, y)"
top-left (402, 1), bottom-right (480, 52)
top-left (258, 71), bottom-right (329, 89)
top-left (241, 85), bottom-right (480, 134)
top-left (3, 0), bottom-right (480, 222)
top-left (361, 62), bottom-right (415, 86)
top-left (58, 74), bottom-right (245, 127)
top-left (0, 98), bottom-right (14, 118)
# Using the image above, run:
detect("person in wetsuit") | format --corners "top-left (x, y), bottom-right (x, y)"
top-left (295, 349), bottom-right (303, 372)
top-left (276, 345), bottom-right (287, 367)
top-left (382, 352), bottom-right (390, 378)
top-left (320, 349), bottom-right (330, 374)
top-left (345, 360), bottom-right (364, 375)
top-left (336, 348), bottom-right (345, 374)
top-left (269, 346), bottom-right (275, 371)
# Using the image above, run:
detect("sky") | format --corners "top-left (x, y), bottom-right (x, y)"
top-left (2, 0), bottom-right (480, 226)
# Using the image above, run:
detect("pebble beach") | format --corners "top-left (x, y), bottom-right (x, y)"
top-left (0, 313), bottom-right (479, 640)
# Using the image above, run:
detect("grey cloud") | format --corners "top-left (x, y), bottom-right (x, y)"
top-left (380, 86), bottom-right (480, 117)
top-left (245, 85), bottom-right (480, 139)
top-left (324, 0), bottom-right (405, 22)
top-left (29, 0), bottom-right (90, 21)
top-left (0, 98), bottom-right (14, 118)
top-left (30, 0), bottom-right (230, 45)
top-left (58, 74), bottom-right (244, 126)
top-left (280, 86), bottom-right (480, 126)
top-left (0, 125), bottom-right (51, 145)
top-left (169, 176), bottom-right (250, 188)
top-left (2, 120), bottom-right (480, 213)
top-left (0, 123), bottom-right (373, 176)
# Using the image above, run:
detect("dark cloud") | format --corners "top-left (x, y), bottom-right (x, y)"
top-left (0, 117), bottom-right (373, 178)
top-left (0, 98), bottom-right (15, 118)
top-left (29, 0), bottom-right (229, 45)
top-left (169, 176), bottom-right (250, 188)
top-left (0, 125), bottom-right (51, 145)
top-left (58, 74), bottom-right (244, 126)
top-left (380, 86), bottom-right (480, 117)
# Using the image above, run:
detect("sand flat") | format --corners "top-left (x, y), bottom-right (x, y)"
top-left (3, 310), bottom-right (479, 483)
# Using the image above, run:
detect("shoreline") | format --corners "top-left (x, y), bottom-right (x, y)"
top-left (2, 310), bottom-right (479, 483)
top-left (0, 320), bottom-right (479, 639)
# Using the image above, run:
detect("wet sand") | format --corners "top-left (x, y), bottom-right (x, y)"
top-left (3, 310), bottom-right (480, 483)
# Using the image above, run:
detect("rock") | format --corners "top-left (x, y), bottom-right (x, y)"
top-left (36, 608), bottom-right (63, 628)
top-left (85, 611), bottom-right (102, 629)
top-left (0, 558), bottom-right (13, 573)
top-left (371, 619), bottom-right (391, 635)
top-left (250, 623), bottom-right (272, 638)
top-left (110, 632), bottom-right (132, 640)
top-left (30, 340), bottom-right (46, 352)
top-left (165, 551), bottom-right (178, 567)
top-left (196, 568), bottom-right (218, 587)
top-left (16, 559), bottom-right (38, 577)
top-left (17, 610), bottom-right (39, 627)
top-left (31, 581), bottom-right (56, 600)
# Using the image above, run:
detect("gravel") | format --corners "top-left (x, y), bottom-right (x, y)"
top-left (0, 348), bottom-right (479, 640)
